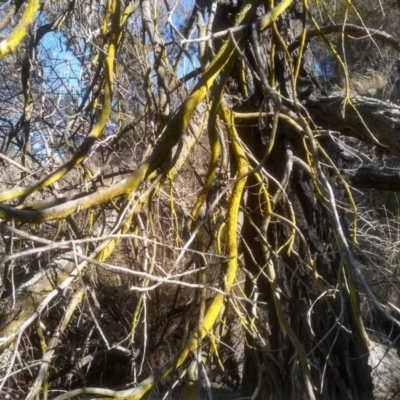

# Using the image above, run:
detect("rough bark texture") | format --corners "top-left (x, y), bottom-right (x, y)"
top-left (240, 135), bottom-right (373, 400)
top-left (349, 165), bottom-right (400, 191)
top-left (212, 1), bottom-right (375, 399)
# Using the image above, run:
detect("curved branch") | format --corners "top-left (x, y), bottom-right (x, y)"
top-left (0, 0), bottom-right (121, 202)
top-left (179, 0), bottom-right (294, 45)
top-left (307, 96), bottom-right (400, 158)
top-left (289, 24), bottom-right (400, 53)
top-left (0, 0), bottom-right (40, 59)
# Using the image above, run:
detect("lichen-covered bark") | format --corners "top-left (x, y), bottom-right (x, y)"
top-left (211, 1), bottom-right (375, 398)
top-left (240, 133), bottom-right (373, 400)
top-left (0, 0), bottom-right (40, 59)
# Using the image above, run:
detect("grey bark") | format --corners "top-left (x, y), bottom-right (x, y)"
top-left (307, 96), bottom-right (400, 158)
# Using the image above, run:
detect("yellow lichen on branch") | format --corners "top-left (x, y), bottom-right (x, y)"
top-left (0, 0), bottom-right (255, 222)
top-left (0, 0), bottom-right (121, 203)
top-left (257, 0), bottom-right (293, 31)
top-left (174, 98), bottom-right (251, 388)
top-left (0, 0), bottom-right (40, 59)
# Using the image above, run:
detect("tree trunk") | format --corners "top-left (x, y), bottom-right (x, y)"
top-left (211, 1), bottom-right (375, 398)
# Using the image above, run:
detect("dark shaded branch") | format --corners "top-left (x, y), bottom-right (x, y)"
top-left (348, 165), bottom-right (400, 191)
top-left (307, 96), bottom-right (400, 158)
top-left (169, 67), bottom-right (202, 93)
top-left (289, 24), bottom-right (400, 53)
